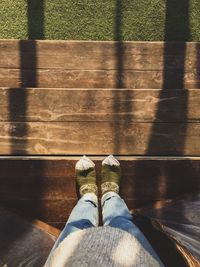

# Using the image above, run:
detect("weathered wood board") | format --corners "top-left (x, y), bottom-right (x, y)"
top-left (1, 88), bottom-right (200, 122)
top-left (1, 69), bottom-right (200, 88)
top-left (0, 121), bottom-right (199, 155)
top-left (0, 157), bottom-right (199, 228)
top-left (0, 40), bottom-right (199, 70)
top-left (0, 40), bottom-right (200, 88)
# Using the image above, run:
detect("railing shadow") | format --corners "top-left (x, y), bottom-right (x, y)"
top-left (113, 0), bottom-right (199, 265)
top-left (2, 1), bottom-right (47, 263)
top-left (113, 0), bottom-right (133, 154)
top-left (132, 0), bottom-right (191, 207)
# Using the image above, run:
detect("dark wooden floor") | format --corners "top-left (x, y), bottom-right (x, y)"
top-left (0, 156), bottom-right (199, 229)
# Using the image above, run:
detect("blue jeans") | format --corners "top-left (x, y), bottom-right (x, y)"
top-left (48, 192), bottom-right (160, 261)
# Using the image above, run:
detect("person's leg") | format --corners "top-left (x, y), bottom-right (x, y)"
top-left (51, 192), bottom-right (98, 252)
top-left (102, 191), bottom-right (132, 226)
top-left (101, 192), bottom-right (162, 262)
top-left (101, 155), bottom-right (131, 228)
top-left (101, 155), bottom-right (162, 262)
top-left (49, 156), bottom-right (98, 252)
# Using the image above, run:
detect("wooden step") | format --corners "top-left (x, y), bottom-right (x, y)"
top-left (0, 86), bottom-right (200, 155)
top-left (1, 121), bottom-right (200, 155)
top-left (0, 156), bottom-right (199, 229)
top-left (1, 87), bottom-right (200, 122)
top-left (0, 40), bottom-right (200, 88)
top-left (1, 40), bottom-right (199, 71)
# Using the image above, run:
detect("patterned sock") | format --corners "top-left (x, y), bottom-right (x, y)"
top-left (101, 155), bottom-right (121, 195)
top-left (75, 155), bottom-right (97, 196)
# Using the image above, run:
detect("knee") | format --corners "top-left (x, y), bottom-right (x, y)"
top-left (68, 219), bottom-right (94, 230)
top-left (109, 216), bottom-right (133, 228)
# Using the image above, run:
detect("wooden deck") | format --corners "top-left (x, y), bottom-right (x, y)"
top-left (0, 40), bottom-right (199, 266)
top-left (0, 156), bottom-right (199, 229)
top-left (1, 41), bottom-right (200, 88)
top-left (0, 39), bottom-right (200, 222)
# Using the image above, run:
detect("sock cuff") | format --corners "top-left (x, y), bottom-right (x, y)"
top-left (80, 184), bottom-right (98, 197)
top-left (101, 182), bottom-right (119, 195)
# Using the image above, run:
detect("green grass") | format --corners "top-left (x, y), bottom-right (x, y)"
top-left (0, 0), bottom-right (200, 41)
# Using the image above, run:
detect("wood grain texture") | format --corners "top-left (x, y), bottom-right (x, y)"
top-left (0, 40), bottom-right (200, 88)
top-left (0, 121), bottom-right (199, 155)
top-left (0, 40), bottom-right (199, 230)
top-left (1, 69), bottom-right (200, 88)
top-left (1, 88), bottom-right (200, 122)
top-left (0, 40), bottom-right (200, 71)
top-left (0, 157), bottom-right (199, 228)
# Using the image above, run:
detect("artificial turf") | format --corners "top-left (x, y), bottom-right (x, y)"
top-left (0, 0), bottom-right (200, 41)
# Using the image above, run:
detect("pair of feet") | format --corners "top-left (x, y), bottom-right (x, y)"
top-left (75, 155), bottom-right (121, 196)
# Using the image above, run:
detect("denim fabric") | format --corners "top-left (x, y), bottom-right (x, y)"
top-left (50, 193), bottom-right (98, 252)
top-left (102, 192), bottom-right (161, 261)
top-left (101, 191), bottom-right (133, 225)
top-left (48, 192), bottom-right (159, 261)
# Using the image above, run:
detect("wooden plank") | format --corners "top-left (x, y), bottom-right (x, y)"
top-left (33, 219), bottom-right (60, 237)
top-left (0, 40), bottom-right (200, 71)
top-left (1, 88), bottom-right (200, 122)
top-left (1, 69), bottom-right (200, 88)
top-left (0, 121), bottom-right (199, 155)
top-left (0, 157), bottom-right (199, 228)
